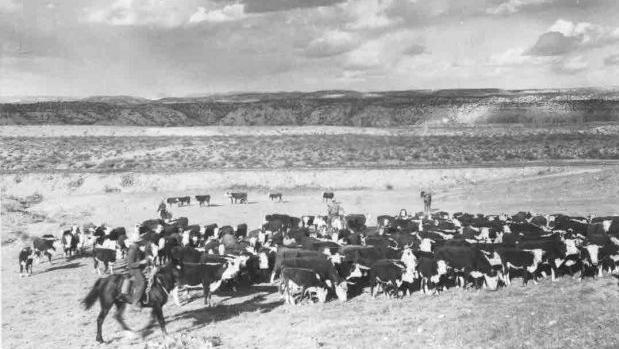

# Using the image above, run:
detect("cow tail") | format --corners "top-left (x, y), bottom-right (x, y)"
top-left (82, 278), bottom-right (104, 309)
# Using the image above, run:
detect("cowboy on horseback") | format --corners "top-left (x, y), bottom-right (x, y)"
top-left (119, 239), bottom-right (153, 308)
top-left (157, 199), bottom-right (172, 222)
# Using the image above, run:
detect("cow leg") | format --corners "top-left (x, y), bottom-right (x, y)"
top-left (96, 304), bottom-right (111, 343)
top-left (45, 251), bottom-right (52, 264)
top-left (93, 258), bottom-right (100, 274)
top-left (597, 265), bottom-right (603, 278)
top-left (522, 271), bottom-right (528, 287)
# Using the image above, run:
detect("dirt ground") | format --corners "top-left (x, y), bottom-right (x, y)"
top-left (2, 165), bottom-right (619, 348)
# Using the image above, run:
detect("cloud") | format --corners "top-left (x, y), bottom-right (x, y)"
top-left (241, 0), bottom-right (344, 13)
top-left (189, 4), bottom-right (246, 23)
top-left (0, 0), bottom-right (19, 13)
top-left (486, 0), bottom-right (554, 15)
top-left (304, 30), bottom-right (360, 58)
top-left (528, 19), bottom-right (619, 56)
top-left (402, 43), bottom-right (425, 56)
top-left (604, 53), bottom-right (619, 66)
top-left (343, 0), bottom-right (398, 30)
top-left (553, 55), bottom-right (588, 74)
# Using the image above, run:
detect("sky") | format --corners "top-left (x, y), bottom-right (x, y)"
top-left (1, 0), bottom-right (618, 98)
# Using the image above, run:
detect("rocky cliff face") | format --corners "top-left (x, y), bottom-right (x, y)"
top-left (1, 89), bottom-right (617, 126)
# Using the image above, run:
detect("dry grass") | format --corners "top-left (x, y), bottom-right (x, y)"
top-left (2, 167), bottom-right (618, 348)
top-left (1, 133), bottom-right (618, 172)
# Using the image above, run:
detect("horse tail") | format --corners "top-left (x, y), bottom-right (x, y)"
top-left (82, 278), bottom-right (105, 310)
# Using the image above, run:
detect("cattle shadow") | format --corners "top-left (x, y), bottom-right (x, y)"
top-left (181, 285), bottom-right (279, 305)
top-left (169, 294), bottom-right (283, 332)
top-left (39, 262), bottom-right (82, 274)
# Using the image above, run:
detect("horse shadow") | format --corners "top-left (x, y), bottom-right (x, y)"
top-left (169, 294), bottom-right (283, 332)
top-left (39, 262), bottom-right (82, 274)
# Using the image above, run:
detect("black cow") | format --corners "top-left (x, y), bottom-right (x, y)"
top-left (415, 251), bottom-right (443, 294)
top-left (434, 245), bottom-right (499, 290)
top-left (280, 267), bottom-right (329, 304)
top-left (92, 248), bottom-right (116, 275)
top-left (171, 247), bottom-right (243, 306)
top-left (277, 255), bottom-right (348, 301)
top-left (33, 237), bottom-right (56, 263)
top-left (269, 193), bottom-right (283, 201)
top-left (271, 247), bottom-right (325, 282)
top-left (19, 247), bottom-right (35, 276)
top-left (495, 247), bottom-right (540, 286)
top-left (166, 197), bottom-right (179, 206)
top-left (346, 214), bottom-right (367, 233)
top-left (177, 196), bottom-right (191, 206)
top-left (236, 224), bottom-right (248, 239)
top-left (322, 192), bottom-right (334, 202)
top-left (368, 259), bottom-right (407, 298)
top-left (226, 192), bottom-right (248, 204)
top-left (195, 195), bottom-right (211, 206)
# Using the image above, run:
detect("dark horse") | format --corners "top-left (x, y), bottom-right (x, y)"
top-left (82, 263), bottom-right (181, 343)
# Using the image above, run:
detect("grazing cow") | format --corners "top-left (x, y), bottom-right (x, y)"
top-left (269, 193), bottom-right (283, 201)
top-left (177, 196), bottom-right (191, 206)
top-left (166, 197), bottom-right (179, 206)
top-left (280, 267), bottom-right (329, 304)
top-left (19, 247), bottom-right (35, 277)
top-left (495, 248), bottom-right (540, 286)
top-left (368, 259), bottom-right (407, 298)
top-left (434, 245), bottom-right (499, 290)
top-left (33, 237), bottom-right (56, 263)
top-left (226, 192), bottom-right (248, 204)
top-left (277, 255), bottom-right (348, 301)
top-left (195, 195), bottom-right (211, 207)
top-left (322, 192), bottom-right (334, 202)
top-left (92, 248), bottom-right (117, 275)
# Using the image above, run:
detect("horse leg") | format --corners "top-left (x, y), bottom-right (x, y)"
top-left (96, 303), bottom-right (112, 343)
top-left (113, 301), bottom-right (132, 332)
top-left (152, 305), bottom-right (167, 336)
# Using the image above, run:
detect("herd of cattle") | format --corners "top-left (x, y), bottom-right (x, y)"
top-left (19, 208), bottom-right (619, 306)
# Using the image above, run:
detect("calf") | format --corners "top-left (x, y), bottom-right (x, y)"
top-left (269, 193), bottom-right (283, 201)
top-left (280, 267), bottom-right (329, 304)
top-left (32, 237), bottom-right (56, 264)
top-left (195, 195), bottom-right (211, 206)
top-left (92, 248), bottom-right (116, 275)
top-left (277, 255), bottom-right (348, 301)
top-left (19, 247), bottom-right (34, 277)
top-left (226, 192), bottom-right (248, 204)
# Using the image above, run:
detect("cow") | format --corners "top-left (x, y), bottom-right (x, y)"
top-left (195, 195), bottom-right (211, 207)
top-left (301, 216), bottom-right (315, 228)
top-left (61, 228), bottom-right (76, 257)
top-left (33, 237), bottom-right (56, 264)
top-left (226, 192), bottom-right (248, 204)
top-left (177, 196), bottom-right (191, 206)
top-left (276, 255), bottom-right (348, 301)
top-left (377, 215), bottom-right (395, 228)
top-left (280, 267), bottom-right (329, 304)
top-left (433, 245), bottom-right (499, 290)
top-left (269, 193), bottom-right (283, 201)
top-left (579, 244), bottom-right (605, 279)
top-left (495, 248), bottom-right (540, 286)
top-left (171, 247), bottom-right (244, 306)
top-left (415, 251), bottom-right (446, 294)
top-left (166, 197), bottom-right (179, 206)
top-left (345, 214), bottom-right (367, 233)
top-left (322, 192), bottom-right (334, 202)
top-left (19, 247), bottom-right (35, 277)
top-left (92, 248), bottom-right (117, 275)
top-left (236, 224), bottom-right (248, 239)
top-left (368, 259), bottom-right (407, 298)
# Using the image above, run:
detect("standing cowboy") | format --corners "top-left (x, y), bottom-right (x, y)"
top-left (420, 190), bottom-right (432, 217)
